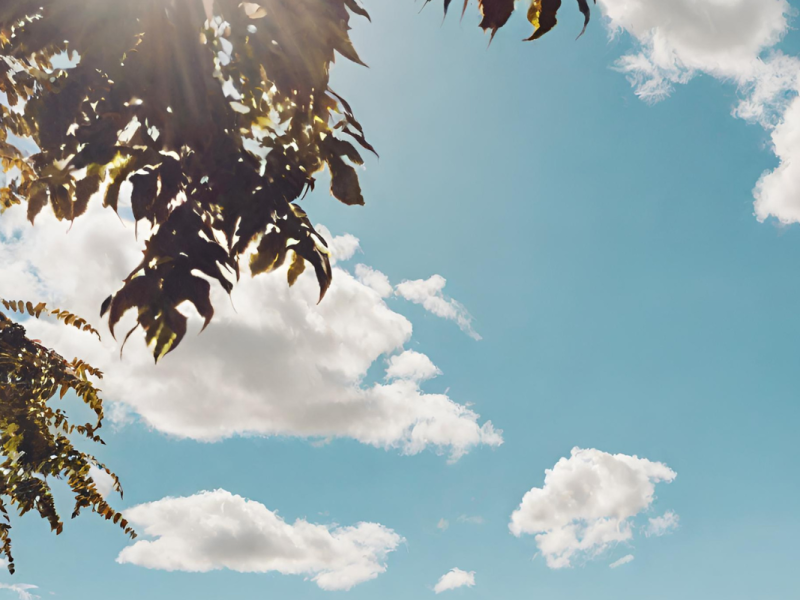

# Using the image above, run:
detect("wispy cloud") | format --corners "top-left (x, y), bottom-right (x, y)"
top-left (0, 583), bottom-right (39, 600)
top-left (609, 555), bottom-right (635, 569)
top-left (646, 510), bottom-right (680, 537)
top-left (395, 275), bottom-right (481, 340)
top-left (458, 515), bottom-right (484, 525)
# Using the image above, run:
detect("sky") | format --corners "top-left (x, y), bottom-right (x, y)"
top-left (2, 0), bottom-right (800, 598)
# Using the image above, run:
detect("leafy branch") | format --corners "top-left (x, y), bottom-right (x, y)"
top-left (0, 303), bottom-right (133, 574)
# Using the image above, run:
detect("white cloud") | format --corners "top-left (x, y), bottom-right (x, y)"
top-left (754, 94), bottom-right (800, 223)
top-left (433, 568), bottom-right (475, 593)
top-left (0, 583), bottom-right (39, 600)
top-left (0, 205), bottom-right (501, 462)
top-left (88, 466), bottom-right (117, 499)
top-left (395, 275), bottom-right (481, 340)
top-left (116, 489), bottom-right (402, 591)
top-left (316, 225), bottom-right (360, 264)
top-left (457, 515), bottom-right (484, 525)
top-left (437, 518), bottom-right (449, 531)
top-left (509, 447), bottom-right (677, 569)
top-left (646, 510), bottom-right (680, 537)
top-left (609, 554), bottom-right (635, 569)
top-left (386, 350), bottom-right (441, 382)
top-left (355, 264), bottom-right (393, 297)
top-left (600, 0), bottom-right (791, 100)
top-left (597, 0), bottom-right (800, 224)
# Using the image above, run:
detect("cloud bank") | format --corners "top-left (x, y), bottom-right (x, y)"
top-left (0, 204), bottom-right (501, 461)
top-left (116, 490), bottom-right (402, 591)
top-left (509, 447), bottom-right (677, 569)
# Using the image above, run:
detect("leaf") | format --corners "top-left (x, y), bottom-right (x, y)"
top-left (333, 36), bottom-right (368, 67)
top-left (26, 185), bottom-right (48, 224)
top-left (328, 155), bottom-right (364, 206)
top-left (104, 156), bottom-right (138, 213)
top-left (526, 0), bottom-right (562, 41)
top-left (323, 137), bottom-right (364, 166)
top-left (575, 0), bottom-right (594, 39)
top-left (50, 184), bottom-right (72, 221)
top-left (344, 0), bottom-right (370, 21)
top-left (163, 270), bottom-right (214, 332)
top-left (74, 174), bottom-right (101, 219)
top-left (250, 231), bottom-right (288, 276)
top-left (129, 170), bottom-right (158, 222)
top-left (146, 307), bottom-right (187, 363)
top-left (107, 276), bottom-right (158, 339)
top-left (287, 251), bottom-right (306, 286)
top-left (478, 0), bottom-right (515, 39)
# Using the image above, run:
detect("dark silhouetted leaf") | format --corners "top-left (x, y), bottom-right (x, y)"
top-left (328, 155), bottom-right (364, 206)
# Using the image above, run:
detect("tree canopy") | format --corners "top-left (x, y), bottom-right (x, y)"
top-left (0, 0), bottom-right (592, 573)
top-left (0, 0), bottom-right (592, 362)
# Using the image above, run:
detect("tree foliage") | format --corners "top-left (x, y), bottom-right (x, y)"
top-left (0, 301), bottom-right (133, 574)
top-left (0, 0), bottom-right (593, 575)
top-left (0, 0), bottom-right (375, 362)
top-left (0, 0), bottom-right (591, 362)
top-left (439, 0), bottom-right (595, 41)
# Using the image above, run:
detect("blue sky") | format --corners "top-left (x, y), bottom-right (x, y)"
top-left (2, 1), bottom-right (800, 599)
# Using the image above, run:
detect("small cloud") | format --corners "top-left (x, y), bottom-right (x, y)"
top-left (0, 583), bottom-right (39, 600)
top-left (437, 519), bottom-right (449, 531)
top-left (386, 350), bottom-right (442, 383)
top-left (646, 510), bottom-right (679, 537)
top-left (316, 225), bottom-right (360, 264)
top-left (117, 489), bottom-right (403, 591)
top-left (509, 447), bottom-right (677, 569)
top-left (395, 275), bottom-right (480, 340)
top-left (609, 555), bottom-right (635, 569)
top-left (457, 515), bottom-right (484, 525)
top-left (433, 568), bottom-right (475, 593)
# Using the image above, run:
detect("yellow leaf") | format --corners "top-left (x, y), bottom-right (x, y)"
top-left (287, 251), bottom-right (306, 287)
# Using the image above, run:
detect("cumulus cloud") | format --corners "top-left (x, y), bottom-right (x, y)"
top-left (509, 447), bottom-right (677, 569)
top-left (395, 275), bottom-right (481, 340)
top-left (0, 583), bottom-right (39, 600)
top-left (355, 264), bottom-right (393, 297)
top-left (433, 568), bottom-right (475, 593)
top-left (116, 490), bottom-right (402, 591)
top-left (601, 0), bottom-right (791, 100)
top-left (597, 0), bottom-right (800, 224)
top-left (609, 554), bottom-right (635, 569)
top-left (0, 204), bottom-right (501, 462)
top-left (316, 225), bottom-right (360, 264)
top-left (386, 350), bottom-right (441, 382)
top-left (646, 510), bottom-right (680, 537)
